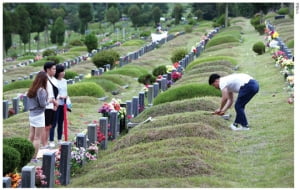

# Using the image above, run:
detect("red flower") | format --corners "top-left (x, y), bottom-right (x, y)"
top-left (173, 62), bottom-right (179, 68)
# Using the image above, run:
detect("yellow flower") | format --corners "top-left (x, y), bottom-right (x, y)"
top-left (272, 31), bottom-right (279, 38)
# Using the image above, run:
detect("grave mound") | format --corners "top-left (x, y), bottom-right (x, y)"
top-left (114, 122), bottom-right (219, 150)
top-left (132, 97), bottom-right (218, 122)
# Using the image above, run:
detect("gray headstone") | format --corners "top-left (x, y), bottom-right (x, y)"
top-left (87, 124), bottom-right (97, 146)
top-left (157, 79), bottom-right (162, 89)
top-left (29, 74), bottom-right (34, 79)
top-left (4, 81), bottom-right (9, 85)
top-left (153, 83), bottom-right (159, 98)
top-left (74, 76), bottom-right (80, 83)
top-left (161, 78), bottom-right (167, 91)
top-left (138, 92), bottom-right (145, 113)
top-left (3, 100), bottom-right (9, 119)
top-left (21, 166), bottom-right (35, 188)
top-left (76, 133), bottom-right (87, 149)
top-left (132, 96), bottom-right (139, 117)
top-left (147, 85), bottom-right (154, 106)
top-left (59, 142), bottom-right (72, 185)
top-left (12, 97), bottom-right (19, 115)
top-left (126, 100), bottom-right (133, 119)
top-left (91, 69), bottom-right (95, 76)
top-left (109, 111), bottom-right (118, 140)
top-left (99, 68), bottom-right (104, 75)
top-left (79, 74), bottom-right (84, 80)
top-left (167, 72), bottom-right (172, 80)
top-left (23, 95), bottom-right (29, 112)
top-left (42, 151), bottom-right (56, 187)
top-left (24, 76), bottom-right (28, 80)
top-left (3, 177), bottom-right (11, 188)
top-left (100, 117), bottom-right (108, 150)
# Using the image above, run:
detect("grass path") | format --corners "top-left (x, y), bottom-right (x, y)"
top-left (209, 18), bottom-right (294, 187)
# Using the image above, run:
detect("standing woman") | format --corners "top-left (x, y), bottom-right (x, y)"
top-left (27, 72), bottom-right (54, 162)
top-left (49, 64), bottom-right (68, 148)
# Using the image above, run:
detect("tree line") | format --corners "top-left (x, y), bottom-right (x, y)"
top-left (3, 3), bottom-right (286, 57)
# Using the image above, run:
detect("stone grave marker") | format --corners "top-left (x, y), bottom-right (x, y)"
top-left (119, 103), bottom-right (127, 134)
top-left (59, 142), bottom-right (72, 185)
top-left (132, 96), bottom-right (139, 117)
top-left (21, 166), bottom-right (35, 188)
top-left (76, 133), bottom-right (87, 149)
top-left (126, 100), bottom-right (133, 119)
top-left (23, 95), bottom-right (29, 112)
top-left (100, 117), bottom-right (108, 149)
top-left (147, 85), bottom-right (154, 106)
top-left (3, 177), bottom-right (11, 188)
top-left (161, 78), bottom-right (167, 91)
top-left (139, 92), bottom-right (145, 113)
top-left (3, 100), bottom-right (9, 119)
top-left (87, 124), bottom-right (97, 146)
top-left (153, 83), bottom-right (159, 98)
top-left (42, 152), bottom-right (56, 187)
top-left (109, 111), bottom-right (118, 139)
top-left (12, 97), bottom-right (19, 115)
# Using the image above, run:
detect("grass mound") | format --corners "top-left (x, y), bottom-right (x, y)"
top-left (3, 80), bottom-right (33, 92)
top-left (205, 27), bottom-right (241, 49)
top-left (153, 83), bottom-right (221, 105)
top-left (68, 82), bottom-right (105, 97)
top-left (99, 74), bottom-right (128, 86)
top-left (69, 137), bottom-right (224, 187)
top-left (135, 110), bottom-right (227, 130)
top-left (132, 97), bottom-right (218, 123)
top-left (106, 65), bottom-right (149, 77)
top-left (186, 56), bottom-right (237, 71)
top-left (186, 65), bottom-right (233, 76)
top-left (122, 40), bottom-right (145, 46)
top-left (82, 77), bottom-right (119, 92)
top-left (114, 123), bottom-right (219, 150)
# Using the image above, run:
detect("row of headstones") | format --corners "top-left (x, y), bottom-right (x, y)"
top-left (2, 121), bottom-right (108, 188)
top-left (266, 21), bottom-right (294, 59)
top-left (3, 54), bottom-right (88, 86)
top-left (119, 32), bottom-right (184, 67)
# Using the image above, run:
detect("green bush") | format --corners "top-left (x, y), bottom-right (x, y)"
top-left (152, 65), bottom-right (167, 76)
top-left (92, 50), bottom-right (120, 69)
top-left (69, 39), bottom-right (84, 46)
top-left (46, 56), bottom-right (60, 64)
top-left (68, 82), bottom-right (105, 97)
top-left (65, 70), bottom-right (79, 80)
top-left (138, 74), bottom-right (156, 85)
top-left (3, 137), bottom-right (34, 171)
top-left (252, 41), bottom-right (265, 55)
top-left (213, 14), bottom-right (229, 27)
top-left (3, 80), bottom-right (33, 92)
top-left (254, 24), bottom-right (266, 35)
top-left (184, 25), bottom-right (193, 33)
top-left (122, 40), bottom-right (145, 46)
top-left (153, 83), bottom-right (221, 105)
top-left (84, 33), bottom-right (98, 53)
top-left (277, 7), bottom-right (289, 15)
top-left (188, 19), bottom-right (196, 25)
top-left (3, 145), bottom-right (21, 175)
top-left (140, 31), bottom-right (151, 38)
top-left (69, 46), bottom-right (88, 52)
top-left (205, 35), bottom-right (239, 49)
top-left (250, 16), bottom-right (260, 27)
top-left (171, 48), bottom-right (188, 63)
top-left (42, 49), bottom-right (56, 57)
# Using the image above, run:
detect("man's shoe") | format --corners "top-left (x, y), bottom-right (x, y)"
top-left (49, 141), bottom-right (55, 148)
top-left (230, 123), bottom-right (239, 131)
top-left (239, 126), bottom-right (250, 130)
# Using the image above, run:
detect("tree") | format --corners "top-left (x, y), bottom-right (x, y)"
top-left (172, 4), bottom-right (183, 25)
top-left (54, 17), bottom-right (66, 46)
top-left (79, 3), bottom-right (93, 34)
top-left (194, 9), bottom-right (203, 20)
top-left (106, 6), bottom-right (120, 30)
top-left (128, 4), bottom-right (141, 29)
top-left (152, 6), bottom-right (161, 25)
top-left (65, 14), bottom-right (81, 32)
top-left (3, 10), bottom-right (13, 57)
top-left (24, 3), bottom-right (49, 52)
top-left (15, 5), bottom-right (31, 54)
top-left (51, 7), bottom-right (66, 21)
top-left (84, 33), bottom-right (98, 53)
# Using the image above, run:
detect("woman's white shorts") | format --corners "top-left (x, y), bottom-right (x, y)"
top-left (29, 112), bottom-right (45, 128)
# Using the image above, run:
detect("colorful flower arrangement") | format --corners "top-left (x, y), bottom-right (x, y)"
top-left (5, 172), bottom-right (21, 188)
top-left (171, 71), bottom-right (182, 81)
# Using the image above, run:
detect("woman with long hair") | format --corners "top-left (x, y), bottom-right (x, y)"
top-left (27, 72), bottom-right (55, 162)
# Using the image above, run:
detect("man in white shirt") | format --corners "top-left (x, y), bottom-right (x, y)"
top-left (209, 73), bottom-right (259, 130)
top-left (42, 62), bottom-right (58, 148)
